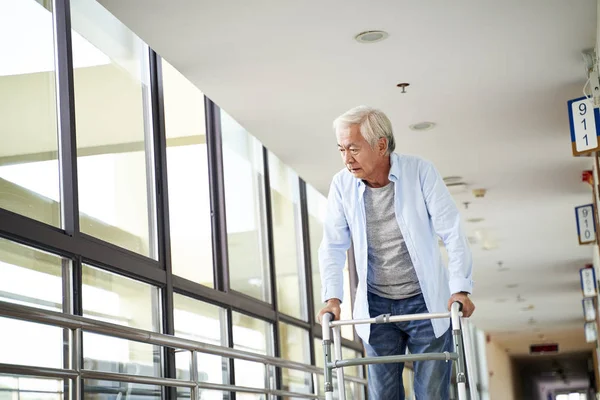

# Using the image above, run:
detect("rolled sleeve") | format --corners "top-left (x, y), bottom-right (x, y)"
top-left (318, 175), bottom-right (351, 304)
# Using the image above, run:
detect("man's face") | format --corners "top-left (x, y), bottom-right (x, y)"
top-left (336, 124), bottom-right (385, 181)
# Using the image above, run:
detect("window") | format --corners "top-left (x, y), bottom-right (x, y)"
top-left (279, 322), bottom-right (311, 396)
top-left (83, 380), bottom-right (166, 400)
top-left (221, 112), bottom-right (270, 302)
top-left (232, 311), bottom-right (273, 395)
top-left (162, 60), bottom-right (213, 287)
top-left (0, 238), bottom-right (64, 369)
top-left (307, 184), bottom-right (354, 339)
top-left (269, 153), bottom-right (306, 320)
top-left (71, 0), bottom-right (157, 258)
top-left (81, 265), bottom-right (161, 377)
top-left (0, 376), bottom-right (63, 400)
top-left (173, 293), bottom-right (229, 387)
top-left (0, 0), bottom-right (60, 226)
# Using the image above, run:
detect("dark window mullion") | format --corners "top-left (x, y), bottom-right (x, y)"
top-left (148, 51), bottom-right (176, 398)
top-left (52, 3), bottom-right (81, 398)
top-left (299, 179), bottom-right (317, 367)
top-left (205, 99), bottom-right (230, 293)
top-left (52, 0), bottom-right (79, 236)
top-left (262, 148), bottom-right (283, 395)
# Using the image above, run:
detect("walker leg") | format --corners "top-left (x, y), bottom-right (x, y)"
top-left (322, 313), bottom-right (335, 400)
top-left (333, 326), bottom-right (346, 400)
top-left (451, 303), bottom-right (468, 400)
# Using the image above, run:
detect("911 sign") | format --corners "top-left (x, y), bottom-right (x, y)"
top-left (575, 204), bottom-right (596, 245)
top-left (568, 96), bottom-right (600, 156)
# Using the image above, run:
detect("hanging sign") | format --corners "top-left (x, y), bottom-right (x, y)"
top-left (583, 298), bottom-right (597, 321)
top-left (580, 267), bottom-right (597, 298)
top-left (575, 204), bottom-right (596, 245)
top-left (568, 96), bottom-right (600, 156)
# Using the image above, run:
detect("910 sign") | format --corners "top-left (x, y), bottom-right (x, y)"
top-left (575, 204), bottom-right (596, 245)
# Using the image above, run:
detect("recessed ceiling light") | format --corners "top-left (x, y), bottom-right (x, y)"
top-left (355, 30), bottom-right (389, 43)
top-left (409, 122), bottom-right (436, 131)
top-left (467, 217), bottom-right (485, 223)
top-left (443, 176), bottom-right (463, 184)
top-left (506, 284), bottom-right (519, 289)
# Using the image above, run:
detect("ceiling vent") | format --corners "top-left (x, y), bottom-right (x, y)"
top-left (443, 176), bottom-right (468, 195)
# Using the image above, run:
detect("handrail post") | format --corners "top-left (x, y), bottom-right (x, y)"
top-left (264, 363), bottom-right (274, 400)
top-left (451, 302), bottom-right (467, 400)
top-left (321, 313), bottom-right (334, 400)
top-left (190, 350), bottom-right (198, 400)
top-left (70, 328), bottom-right (82, 400)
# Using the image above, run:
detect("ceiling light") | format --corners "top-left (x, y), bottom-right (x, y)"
top-left (409, 122), bottom-right (436, 131)
top-left (354, 30), bottom-right (389, 43)
top-left (467, 217), bottom-right (485, 223)
top-left (443, 176), bottom-right (463, 184)
top-left (506, 284), bottom-right (519, 289)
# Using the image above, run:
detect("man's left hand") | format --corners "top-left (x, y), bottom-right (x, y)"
top-left (447, 292), bottom-right (475, 317)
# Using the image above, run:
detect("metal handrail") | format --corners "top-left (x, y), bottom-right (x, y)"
top-left (0, 300), bottom-right (367, 399)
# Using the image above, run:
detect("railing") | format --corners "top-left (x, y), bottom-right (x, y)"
top-left (0, 300), bottom-right (367, 399)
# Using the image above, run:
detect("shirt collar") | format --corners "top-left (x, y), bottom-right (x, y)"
top-left (356, 153), bottom-right (400, 188)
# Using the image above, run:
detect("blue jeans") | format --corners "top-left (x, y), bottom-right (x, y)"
top-left (363, 291), bottom-right (453, 400)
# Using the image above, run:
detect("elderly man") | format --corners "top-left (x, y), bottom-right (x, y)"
top-left (317, 106), bottom-right (475, 399)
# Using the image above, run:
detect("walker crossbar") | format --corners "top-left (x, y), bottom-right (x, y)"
top-left (321, 302), bottom-right (471, 400)
top-left (328, 311), bottom-right (452, 327)
top-left (329, 351), bottom-right (459, 368)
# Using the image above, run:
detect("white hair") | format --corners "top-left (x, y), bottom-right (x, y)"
top-left (333, 106), bottom-right (395, 154)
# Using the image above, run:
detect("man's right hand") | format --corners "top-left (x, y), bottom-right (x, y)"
top-left (317, 298), bottom-right (342, 324)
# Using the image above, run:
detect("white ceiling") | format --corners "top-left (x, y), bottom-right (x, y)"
top-left (99, 0), bottom-right (599, 352)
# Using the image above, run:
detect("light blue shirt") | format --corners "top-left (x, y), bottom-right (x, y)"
top-left (319, 153), bottom-right (473, 342)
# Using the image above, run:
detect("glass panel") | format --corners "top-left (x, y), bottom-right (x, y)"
top-left (307, 184), bottom-right (354, 340)
top-left (0, 376), bottom-right (63, 400)
top-left (82, 265), bottom-right (161, 377)
top-left (221, 111), bottom-right (270, 302)
top-left (0, 0), bottom-right (60, 226)
top-left (173, 293), bottom-right (229, 385)
top-left (341, 347), bottom-right (361, 377)
top-left (232, 312), bottom-right (273, 391)
top-left (0, 238), bottom-right (63, 311)
top-left (162, 60), bottom-right (213, 286)
top-left (237, 394), bottom-right (266, 400)
top-left (71, 0), bottom-right (156, 258)
top-left (0, 239), bottom-right (64, 369)
top-left (0, 319), bottom-right (62, 369)
top-left (278, 323), bottom-right (311, 397)
top-left (83, 380), bottom-right (165, 400)
top-left (185, 390), bottom-right (231, 400)
top-left (269, 153), bottom-right (306, 320)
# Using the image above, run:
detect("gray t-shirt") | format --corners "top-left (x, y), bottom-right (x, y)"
top-left (364, 182), bottom-right (422, 299)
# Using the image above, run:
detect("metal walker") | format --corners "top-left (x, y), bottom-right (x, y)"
top-left (321, 302), bottom-right (474, 400)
